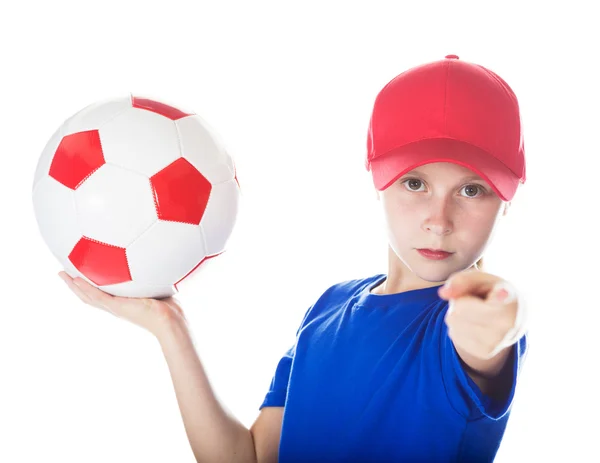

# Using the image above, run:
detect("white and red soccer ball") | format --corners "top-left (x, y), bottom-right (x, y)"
top-left (32, 96), bottom-right (241, 299)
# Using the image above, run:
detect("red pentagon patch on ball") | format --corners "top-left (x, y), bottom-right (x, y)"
top-left (68, 237), bottom-right (132, 286)
top-left (151, 157), bottom-right (212, 225)
top-left (49, 130), bottom-right (105, 189)
top-left (132, 96), bottom-right (194, 121)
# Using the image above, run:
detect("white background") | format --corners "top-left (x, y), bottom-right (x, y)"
top-left (1, 1), bottom-right (598, 461)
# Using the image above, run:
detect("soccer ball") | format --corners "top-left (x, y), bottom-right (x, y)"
top-left (32, 95), bottom-right (241, 299)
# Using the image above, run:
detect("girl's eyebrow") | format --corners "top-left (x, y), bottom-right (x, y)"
top-left (407, 170), bottom-right (483, 182)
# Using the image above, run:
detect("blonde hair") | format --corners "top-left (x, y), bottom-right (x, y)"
top-left (475, 256), bottom-right (484, 271)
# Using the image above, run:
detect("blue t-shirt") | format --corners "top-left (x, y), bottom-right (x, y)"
top-left (260, 274), bottom-right (527, 462)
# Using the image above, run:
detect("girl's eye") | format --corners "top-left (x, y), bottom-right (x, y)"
top-left (401, 179), bottom-right (485, 198)
top-left (403, 178), bottom-right (425, 191)
top-left (461, 184), bottom-right (483, 198)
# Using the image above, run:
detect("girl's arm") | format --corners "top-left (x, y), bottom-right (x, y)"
top-left (157, 318), bottom-right (258, 462)
top-left (59, 272), bottom-right (277, 463)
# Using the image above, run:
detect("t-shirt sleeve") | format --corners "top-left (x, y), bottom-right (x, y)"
top-left (259, 344), bottom-right (295, 409)
top-left (441, 329), bottom-right (528, 420)
top-left (259, 304), bottom-right (316, 410)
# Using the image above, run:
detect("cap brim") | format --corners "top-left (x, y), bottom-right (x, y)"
top-left (369, 138), bottom-right (521, 201)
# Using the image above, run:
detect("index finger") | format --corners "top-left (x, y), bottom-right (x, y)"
top-left (440, 269), bottom-right (501, 300)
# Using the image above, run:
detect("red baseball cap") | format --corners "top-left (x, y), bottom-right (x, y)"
top-left (366, 55), bottom-right (526, 201)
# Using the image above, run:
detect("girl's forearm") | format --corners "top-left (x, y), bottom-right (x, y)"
top-left (156, 319), bottom-right (256, 463)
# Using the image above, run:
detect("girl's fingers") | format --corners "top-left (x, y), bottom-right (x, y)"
top-left (59, 272), bottom-right (114, 313)
top-left (61, 275), bottom-right (94, 306)
top-left (72, 277), bottom-right (112, 305)
top-left (57, 272), bottom-right (171, 334)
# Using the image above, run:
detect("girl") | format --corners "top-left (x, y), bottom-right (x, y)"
top-left (59, 54), bottom-right (528, 462)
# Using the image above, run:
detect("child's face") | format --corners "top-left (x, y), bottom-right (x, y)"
top-left (376, 161), bottom-right (509, 282)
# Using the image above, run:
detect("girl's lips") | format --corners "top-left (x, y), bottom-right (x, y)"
top-left (417, 249), bottom-right (453, 260)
